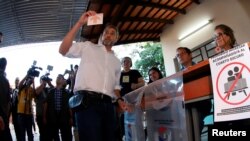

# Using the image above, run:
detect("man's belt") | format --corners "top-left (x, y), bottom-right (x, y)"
top-left (75, 90), bottom-right (112, 103)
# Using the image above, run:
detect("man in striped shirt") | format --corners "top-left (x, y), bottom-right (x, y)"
top-left (44, 74), bottom-right (73, 141)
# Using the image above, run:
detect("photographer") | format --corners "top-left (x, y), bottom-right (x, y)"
top-left (64, 64), bottom-right (78, 94)
top-left (11, 77), bottom-right (21, 141)
top-left (17, 75), bottom-right (38, 141)
top-left (35, 76), bottom-right (54, 141)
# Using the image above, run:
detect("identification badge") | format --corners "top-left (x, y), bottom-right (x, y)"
top-left (122, 76), bottom-right (130, 83)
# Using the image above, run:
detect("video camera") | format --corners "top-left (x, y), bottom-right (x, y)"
top-left (41, 65), bottom-right (53, 82)
top-left (27, 61), bottom-right (42, 78)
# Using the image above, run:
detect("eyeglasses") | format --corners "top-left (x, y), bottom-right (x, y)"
top-left (213, 32), bottom-right (226, 40)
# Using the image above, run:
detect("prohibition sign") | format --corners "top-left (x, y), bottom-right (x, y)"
top-left (216, 62), bottom-right (250, 105)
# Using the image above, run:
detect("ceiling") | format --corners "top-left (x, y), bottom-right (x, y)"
top-left (0, 0), bottom-right (201, 48)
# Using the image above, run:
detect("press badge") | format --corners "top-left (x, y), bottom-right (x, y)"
top-left (122, 76), bottom-right (130, 83)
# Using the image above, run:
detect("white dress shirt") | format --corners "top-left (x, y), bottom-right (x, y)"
top-left (65, 41), bottom-right (121, 98)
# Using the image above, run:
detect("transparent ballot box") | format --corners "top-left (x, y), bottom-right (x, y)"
top-left (123, 72), bottom-right (188, 141)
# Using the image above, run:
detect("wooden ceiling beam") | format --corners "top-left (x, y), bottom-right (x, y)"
top-left (192, 0), bottom-right (201, 4)
top-left (122, 29), bottom-right (162, 34)
top-left (133, 1), bottom-right (186, 14)
top-left (117, 37), bottom-right (160, 45)
top-left (118, 5), bottom-right (137, 38)
top-left (120, 17), bottom-right (174, 24)
top-left (82, 29), bottom-right (162, 39)
top-left (89, 0), bottom-right (121, 5)
top-left (90, 0), bottom-right (186, 14)
top-left (110, 0), bottom-right (130, 25)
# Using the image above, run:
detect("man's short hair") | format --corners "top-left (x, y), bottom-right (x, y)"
top-left (121, 56), bottom-right (132, 67)
top-left (0, 57), bottom-right (7, 71)
top-left (176, 47), bottom-right (192, 54)
top-left (58, 74), bottom-right (65, 79)
top-left (74, 65), bottom-right (78, 68)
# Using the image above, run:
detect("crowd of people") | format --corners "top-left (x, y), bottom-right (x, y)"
top-left (0, 59), bottom-right (79, 141)
top-left (0, 10), bottom-right (246, 141)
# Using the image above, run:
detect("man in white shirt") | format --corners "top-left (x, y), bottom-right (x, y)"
top-left (59, 10), bottom-right (126, 141)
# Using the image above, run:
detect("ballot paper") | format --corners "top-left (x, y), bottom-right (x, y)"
top-left (87, 13), bottom-right (103, 26)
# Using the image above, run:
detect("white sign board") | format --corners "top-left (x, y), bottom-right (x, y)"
top-left (209, 43), bottom-right (250, 122)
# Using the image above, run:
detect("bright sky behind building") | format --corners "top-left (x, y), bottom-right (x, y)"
top-left (0, 41), bottom-right (139, 87)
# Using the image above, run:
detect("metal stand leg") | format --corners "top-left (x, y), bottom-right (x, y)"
top-left (191, 107), bottom-right (201, 141)
top-left (185, 108), bottom-right (194, 141)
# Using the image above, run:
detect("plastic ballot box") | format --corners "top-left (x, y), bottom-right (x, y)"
top-left (123, 72), bottom-right (188, 141)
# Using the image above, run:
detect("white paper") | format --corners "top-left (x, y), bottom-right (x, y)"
top-left (87, 13), bottom-right (103, 26)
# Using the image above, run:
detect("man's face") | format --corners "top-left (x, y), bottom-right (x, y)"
top-left (15, 78), bottom-right (19, 86)
top-left (56, 75), bottom-right (66, 85)
top-left (74, 65), bottom-right (78, 71)
top-left (101, 27), bottom-right (118, 46)
top-left (176, 48), bottom-right (192, 65)
top-left (122, 58), bottom-right (132, 70)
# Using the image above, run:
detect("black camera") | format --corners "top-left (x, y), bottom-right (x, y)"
top-left (41, 73), bottom-right (52, 82)
top-left (41, 65), bottom-right (53, 82)
top-left (27, 61), bottom-right (42, 77)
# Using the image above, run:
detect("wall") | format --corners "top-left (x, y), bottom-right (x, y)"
top-left (238, 0), bottom-right (250, 19)
top-left (161, 0), bottom-right (250, 76)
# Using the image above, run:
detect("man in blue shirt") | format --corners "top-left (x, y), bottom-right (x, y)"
top-left (176, 47), bottom-right (212, 137)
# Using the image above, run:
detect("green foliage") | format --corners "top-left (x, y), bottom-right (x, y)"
top-left (132, 42), bottom-right (166, 81)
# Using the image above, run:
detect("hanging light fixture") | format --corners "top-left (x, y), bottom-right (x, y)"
top-left (178, 19), bottom-right (213, 41)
